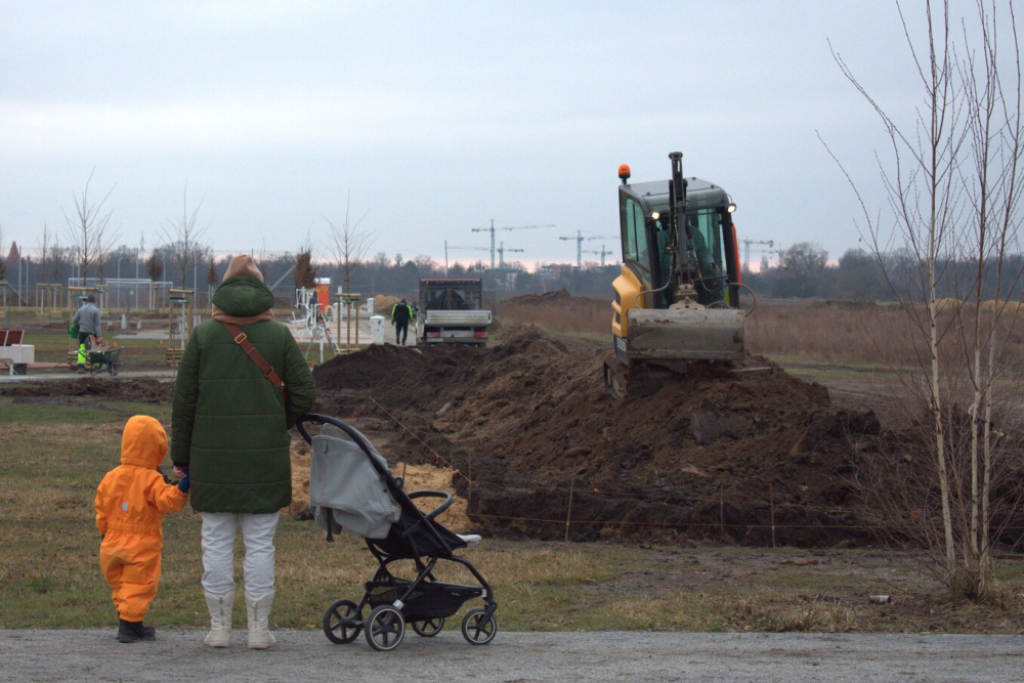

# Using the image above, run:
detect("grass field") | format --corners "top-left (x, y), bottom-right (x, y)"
top-left (2, 396), bottom-right (1023, 634)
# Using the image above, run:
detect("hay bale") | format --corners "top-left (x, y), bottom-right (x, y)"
top-left (376, 295), bottom-right (400, 315)
top-left (396, 462), bottom-right (473, 533)
top-left (283, 451), bottom-right (311, 515)
top-left (285, 451), bottom-right (473, 533)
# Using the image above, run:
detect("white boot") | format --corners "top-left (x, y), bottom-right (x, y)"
top-left (245, 591), bottom-right (276, 650)
top-left (203, 591), bottom-right (234, 648)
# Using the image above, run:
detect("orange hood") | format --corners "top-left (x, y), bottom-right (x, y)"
top-left (120, 416), bottom-right (168, 469)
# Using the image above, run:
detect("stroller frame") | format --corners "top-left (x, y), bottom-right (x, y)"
top-left (297, 414), bottom-right (498, 652)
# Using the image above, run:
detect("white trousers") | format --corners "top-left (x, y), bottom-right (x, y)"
top-left (200, 512), bottom-right (280, 597)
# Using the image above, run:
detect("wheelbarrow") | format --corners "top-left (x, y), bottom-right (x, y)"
top-left (88, 346), bottom-right (123, 376)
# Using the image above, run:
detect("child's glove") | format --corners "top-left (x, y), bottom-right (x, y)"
top-left (177, 474), bottom-right (191, 494)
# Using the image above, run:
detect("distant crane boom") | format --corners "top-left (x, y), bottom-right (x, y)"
top-left (741, 239), bottom-right (775, 271)
top-left (560, 231), bottom-right (618, 268)
top-left (472, 220), bottom-right (555, 268)
top-left (582, 244), bottom-right (616, 266)
top-left (443, 240), bottom-right (489, 276)
top-left (496, 241), bottom-right (524, 269)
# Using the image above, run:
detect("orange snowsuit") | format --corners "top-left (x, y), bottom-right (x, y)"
top-left (95, 416), bottom-right (188, 623)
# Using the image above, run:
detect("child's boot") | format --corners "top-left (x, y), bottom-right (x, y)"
top-left (117, 618), bottom-right (156, 643)
top-left (245, 591), bottom-right (276, 650)
top-left (204, 591), bottom-right (233, 648)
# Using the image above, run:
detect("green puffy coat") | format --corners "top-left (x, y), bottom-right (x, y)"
top-left (170, 275), bottom-right (317, 513)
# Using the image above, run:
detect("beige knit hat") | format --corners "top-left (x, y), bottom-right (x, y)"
top-left (223, 255), bottom-right (264, 282)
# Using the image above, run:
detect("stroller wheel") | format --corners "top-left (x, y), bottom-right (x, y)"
top-left (461, 608), bottom-right (498, 646)
top-left (365, 605), bottom-right (405, 652)
top-left (323, 599), bottom-right (362, 644)
top-left (411, 616), bottom-right (445, 637)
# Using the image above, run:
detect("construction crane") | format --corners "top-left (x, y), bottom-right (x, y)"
top-left (582, 244), bottom-right (616, 266)
top-left (741, 239), bottom-right (774, 272)
top-left (472, 220), bottom-right (555, 268)
top-left (560, 231), bottom-right (618, 268)
top-left (496, 241), bottom-right (524, 269)
top-left (443, 241), bottom-right (489, 276)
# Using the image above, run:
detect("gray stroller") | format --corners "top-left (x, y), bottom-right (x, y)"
top-left (297, 414), bottom-right (498, 652)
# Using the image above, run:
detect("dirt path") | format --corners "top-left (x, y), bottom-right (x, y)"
top-left (1, 630), bottom-right (1020, 682)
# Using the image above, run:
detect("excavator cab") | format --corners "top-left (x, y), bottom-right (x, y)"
top-left (606, 153), bottom-right (745, 396)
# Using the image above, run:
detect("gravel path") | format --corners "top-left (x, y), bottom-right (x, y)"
top-left (1, 630), bottom-right (1021, 682)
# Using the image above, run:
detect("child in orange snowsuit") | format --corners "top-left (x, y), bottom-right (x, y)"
top-left (95, 415), bottom-right (190, 643)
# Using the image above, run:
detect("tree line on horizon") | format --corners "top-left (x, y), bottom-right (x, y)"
top-left (4, 237), bottom-right (1021, 305)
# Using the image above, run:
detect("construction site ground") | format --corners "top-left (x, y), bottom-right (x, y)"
top-left (4, 303), bottom-right (1023, 637)
top-left (311, 325), bottom-right (889, 547)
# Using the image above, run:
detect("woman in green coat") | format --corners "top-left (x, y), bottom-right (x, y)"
top-left (171, 255), bottom-right (316, 650)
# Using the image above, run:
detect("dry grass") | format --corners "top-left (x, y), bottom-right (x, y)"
top-left (500, 298), bottom-right (611, 338)
top-left (500, 297), bottom-right (1024, 375)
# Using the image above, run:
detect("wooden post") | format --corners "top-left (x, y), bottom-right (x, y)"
top-left (334, 292), bottom-right (342, 351)
top-left (769, 482), bottom-right (777, 549)
top-left (354, 298), bottom-right (361, 346)
top-left (564, 477), bottom-right (576, 543)
top-left (719, 482), bottom-right (725, 540)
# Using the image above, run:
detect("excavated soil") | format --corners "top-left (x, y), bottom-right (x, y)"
top-left (313, 325), bottom-right (883, 545)
top-left (0, 378), bottom-right (173, 402)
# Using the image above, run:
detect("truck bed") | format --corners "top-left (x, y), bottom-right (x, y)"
top-left (423, 310), bottom-right (493, 326)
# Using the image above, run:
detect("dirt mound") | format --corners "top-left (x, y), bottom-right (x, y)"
top-left (0, 378), bottom-right (173, 402)
top-left (313, 325), bottom-right (881, 545)
top-left (504, 289), bottom-right (572, 306)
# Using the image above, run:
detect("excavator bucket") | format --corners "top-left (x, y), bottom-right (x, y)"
top-left (626, 307), bottom-right (745, 362)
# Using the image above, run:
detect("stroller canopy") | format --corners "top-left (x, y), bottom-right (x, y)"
top-left (310, 423), bottom-right (401, 539)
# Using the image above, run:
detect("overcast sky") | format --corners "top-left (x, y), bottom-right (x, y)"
top-left (0, 1), bottom-right (993, 271)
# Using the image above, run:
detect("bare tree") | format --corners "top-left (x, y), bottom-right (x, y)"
top-left (94, 222), bottom-right (122, 284)
top-left (62, 169), bottom-right (115, 282)
top-left (145, 253), bottom-right (164, 282)
top-left (413, 255), bottom-right (439, 275)
top-left (826, 0), bottom-right (1024, 599)
top-left (253, 236), bottom-right (271, 276)
top-left (325, 192), bottom-right (374, 295)
top-left (36, 225), bottom-right (51, 284)
top-left (0, 225), bottom-right (6, 281)
top-left (159, 183), bottom-right (209, 288)
top-left (294, 229), bottom-right (318, 290)
top-left (50, 239), bottom-right (66, 283)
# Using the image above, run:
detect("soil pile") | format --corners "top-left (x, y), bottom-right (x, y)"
top-left (0, 378), bottom-right (173, 402)
top-left (313, 325), bottom-right (882, 545)
top-left (503, 289), bottom-right (572, 306)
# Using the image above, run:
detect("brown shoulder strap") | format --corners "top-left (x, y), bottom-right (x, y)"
top-left (220, 321), bottom-right (289, 404)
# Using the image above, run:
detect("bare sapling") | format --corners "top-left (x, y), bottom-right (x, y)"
top-left (325, 191), bottom-right (374, 296)
top-left (62, 168), bottom-right (114, 283)
top-left (159, 183), bottom-right (209, 289)
top-left (826, 0), bottom-right (1024, 599)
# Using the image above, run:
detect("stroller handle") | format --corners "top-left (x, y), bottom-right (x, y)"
top-left (296, 414), bottom-right (378, 452)
top-left (408, 490), bottom-right (454, 520)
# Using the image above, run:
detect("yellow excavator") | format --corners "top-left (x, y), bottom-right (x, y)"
top-left (604, 151), bottom-right (745, 398)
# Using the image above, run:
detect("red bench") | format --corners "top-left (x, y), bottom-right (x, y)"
top-left (0, 329), bottom-right (24, 346)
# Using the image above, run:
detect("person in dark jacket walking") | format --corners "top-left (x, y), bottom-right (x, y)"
top-left (170, 255), bottom-right (316, 650)
top-left (72, 294), bottom-right (103, 374)
top-left (391, 298), bottom-right (414, 346)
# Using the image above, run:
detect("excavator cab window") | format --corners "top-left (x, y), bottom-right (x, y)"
top-left (621, 198), bottom-right (650, 275)
top-left (686, 210), bottom-right (727, 307)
